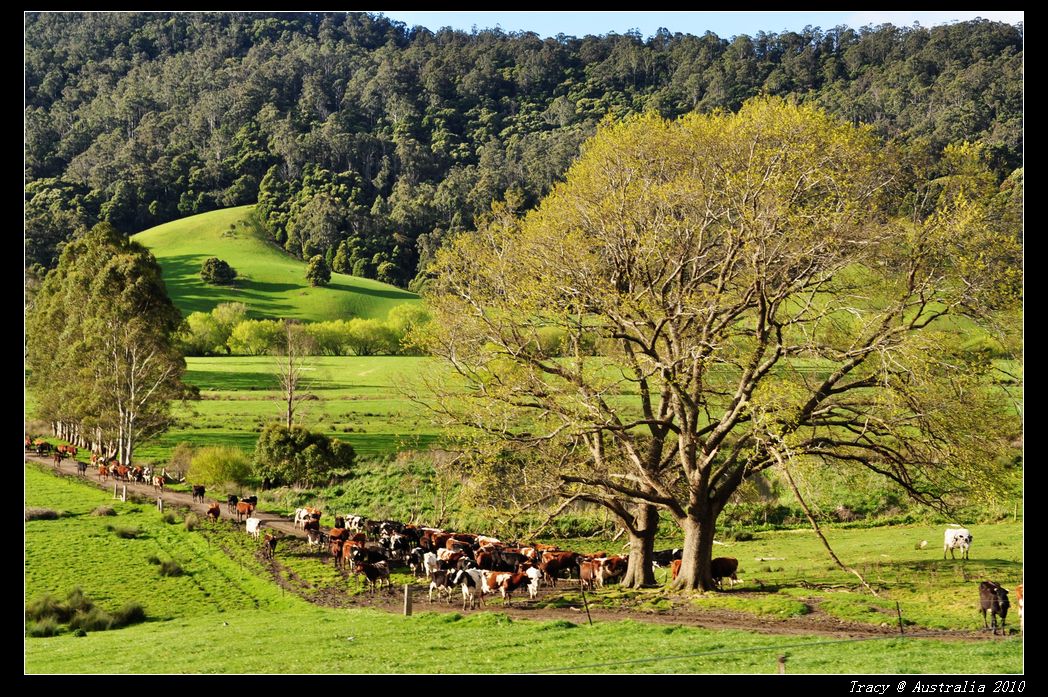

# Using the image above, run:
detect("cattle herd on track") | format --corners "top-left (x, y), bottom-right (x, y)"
top-left (26, 435), bottom-right (1024, 632)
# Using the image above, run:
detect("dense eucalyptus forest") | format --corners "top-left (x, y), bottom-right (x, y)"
top-left (25, 12), bottom-right (1022, 290)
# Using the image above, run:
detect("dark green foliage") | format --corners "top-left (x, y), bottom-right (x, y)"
top-left (305, 254), bottom-right (331, 287)
top-left (24, 13), bottom-right (1022, 287)
top-left (158, 560), bottom-right (184, 577)
top-left (253, 423), bottom-right (355, 487)
top-left (161, 512), bottom-right (178, 524)
top-left (200, 257), bottom-right (238, 285)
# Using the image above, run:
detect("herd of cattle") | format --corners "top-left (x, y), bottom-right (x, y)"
top-left (27, 437), bottom-right (1023, 632)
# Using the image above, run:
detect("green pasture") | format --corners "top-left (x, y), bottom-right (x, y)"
top-left (133, 205), bottom-right (419, 321)
top-left (24, 463), bottom-right (1023, 673)
top-left (135, 355), bottom-right (445, 461)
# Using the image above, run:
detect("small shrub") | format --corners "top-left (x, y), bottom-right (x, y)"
top-left (26, 593), bottom-right (68, 623)
top-left (65, 588), bottom-right (94, 615)
top-left (91, 506), bottom-right (117, 517)
top-left (159, 560), bottom-right (184, 577)
top-left (26, 618), bottom-right (60, 638)
top-left (69, 607), bottom-right (114, 632)
top-left (112, 602), bottom-right (146, 627)
top-left (112, 525), bottom-right (142, 539)
top-left (73, 627), bottom-right (87, 637)
top-left (146, 555), bottom-right (161, 565)
top-left (24, 507), bottom-right (59, 521)
top-left (184, 514), bottom-right (200, 531)
top-left (161, 512), bottom-right (178, 524)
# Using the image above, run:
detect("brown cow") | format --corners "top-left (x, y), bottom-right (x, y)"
top-left (152, 475), bottom-right (165, 494)
top-left (97, 464), bottom-right (109, 481)
top-left (579, 560), bottom-right (602, 591)
top-left (484, 570), bottom-right (532, 606)
top-left (670, 559), bottom-right (682, 581)
top-left (262, 533), bottom-right (278, 560)
top-left (598, 556), bottom-right (628, 587)
top-left (711, 557), bottom-right (739, 589)
top-left (206, 503), bottom-right (221, 523)
top-left (235, 500), bottom-right (254, 522)
top-left (1016, 583), bottom-right (1024, 633)
top-left (539, 551), bottom-right (580, 587)
top-left (331, 538), bottom-right (345, 569)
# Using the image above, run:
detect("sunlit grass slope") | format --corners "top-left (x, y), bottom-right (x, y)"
top-left (133, 205), bottom-right (418, 321)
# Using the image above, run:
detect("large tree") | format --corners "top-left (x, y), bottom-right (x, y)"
top-left (26, 223), bottom-right (192, 464)
top-left (418, 98), bottom-right (1020, 590)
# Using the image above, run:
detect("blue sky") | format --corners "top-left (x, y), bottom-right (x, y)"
top-left (376, 11), bottom-right (1023, 40)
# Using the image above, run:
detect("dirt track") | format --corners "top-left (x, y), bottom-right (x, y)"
top-left (26, 452), bottom-right (1002, 642)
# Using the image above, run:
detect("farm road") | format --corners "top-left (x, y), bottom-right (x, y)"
top-left (25, 452), bottom-right (304, 540)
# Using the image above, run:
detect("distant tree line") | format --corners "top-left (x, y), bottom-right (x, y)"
top-left (25, 12), bottom-right (1023, 289)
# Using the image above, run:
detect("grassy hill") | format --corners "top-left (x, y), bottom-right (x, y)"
top-left (133, 205), bottom-right (419, 321)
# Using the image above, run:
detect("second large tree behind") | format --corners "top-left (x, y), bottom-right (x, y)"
top-left (419, 98), bottom-right (1018, 590)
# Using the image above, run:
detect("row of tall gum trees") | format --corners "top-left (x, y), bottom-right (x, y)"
top-left (416, 98), bottom-right (1022, 591)
top-left (26, 224), bottom-right (194, 465)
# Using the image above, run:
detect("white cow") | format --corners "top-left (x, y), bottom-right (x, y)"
top-left (944, 526), bottom-right (973, 560)
top-left (293, 508), bottom-right (311, 529)
top-left (525, 566), bottom-right (543, 599)
top-left (246, 517), bottom-right (263, 540)
top-left (453, 568), bottom-right (487, 611)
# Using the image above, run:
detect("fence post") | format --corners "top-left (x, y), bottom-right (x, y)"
top-left (122, 485), bottom-right (127, 502)
top-left (157, 497), bottom-right (163, 512)
top-left (777, 655), bottom-right (787, 674)
top-left (404, 584), bottom-right (413, 616)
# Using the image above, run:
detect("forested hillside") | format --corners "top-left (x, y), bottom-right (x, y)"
top-left (25, 12), bottom-right (1023, 288)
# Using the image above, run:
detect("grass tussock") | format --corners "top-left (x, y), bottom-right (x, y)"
top-left (91, 506), bottom-right (116, 517)
top-left (161, 511), bottom-right (178, 524)
top-left (26, 588), bottom-right (146, 637)
top-left (184, 513), bottom-right (200, 531)
top-left (24, 507), bottom-right (60, 521)
top-left (106, 524), bottom-right (142, 539)
top-left (159, 560), bottom-right (185, 577)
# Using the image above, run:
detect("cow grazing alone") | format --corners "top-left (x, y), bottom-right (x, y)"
top-left (206, 503), bottom-right (221, 523)
top-left (192, 485), bottom-right (206, 503)
top-left (246, 517), bottom-right (263, 540)
top-left (355, 561), bottom-right (392, 593)
top-left (979, 581), bottom-right (1010, 635)
top-left (944, 527), bottom-right (973, 560)
top-left (711, 557), bottom-right (739, 589)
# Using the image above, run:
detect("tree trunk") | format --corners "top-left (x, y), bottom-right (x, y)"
top-left (620, 503), bottom-right (658, 588)
top-left (673, 506), bottom-right (718, 591)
